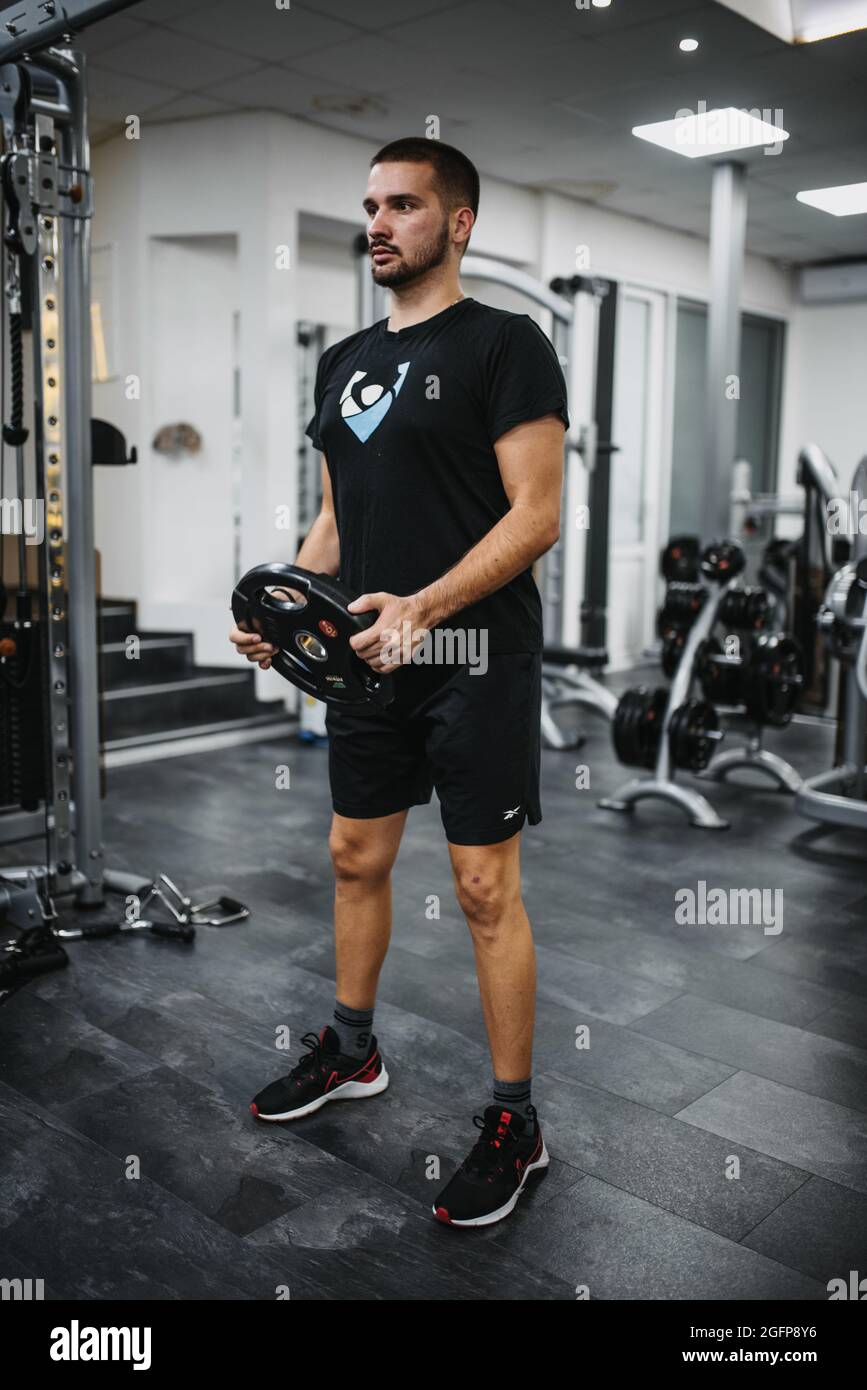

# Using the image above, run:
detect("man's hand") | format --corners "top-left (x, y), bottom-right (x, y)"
top-left (348, 592), bottom-right (430, 672)
top-left (229, 619), bottom-right (277, 670)
top-left (228, 586), bottom-right (302, 671)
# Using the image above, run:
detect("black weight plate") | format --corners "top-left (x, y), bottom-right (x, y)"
top-left (613, 685), bottom-right (667, 769)
top-left (697, 636), bottom-right (745, 706)
top-left (657, 582), bottom-right (708, 637)
top-left (668, 698), bottom-right (720, 773)
top-left (742, 631), bottom-right (804, 727)
top-left (700, 539), bottom-right (746, 582)
top-left (231, 563), bottom-right (394, 709)
top-left (718, 586), bottom-right (770, 631)
top-left (660, 535), bottom-right (700, 583)
top-left (661, 630), bottom-right (686, 679)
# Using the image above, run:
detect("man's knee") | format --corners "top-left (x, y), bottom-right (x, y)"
top-left (453, 865), bottom-right (518, 931)
top-left (329, 826), bottom-right (394, 885)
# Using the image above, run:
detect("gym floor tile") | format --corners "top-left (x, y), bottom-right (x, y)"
top-left (530, 992), bottom-right (736, 1114)
top-left (0, 1082), bottom-right (333, 1299)
top-left (527, 1071), bottom-right (810, 1241)
top-left (488, 1175), bottom-right (825, 1300)
top-left (740, 1175), bottom-right (867, 1285)
top-left (677, 1072), bottom-right (867, 1195)
top-left (630, 993), bottom-right (867, 1113)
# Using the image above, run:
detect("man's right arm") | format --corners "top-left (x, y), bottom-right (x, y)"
top-left (229, 456), bottom-right (340, 668)
top-left (295, 456), bottom-right (339, 576)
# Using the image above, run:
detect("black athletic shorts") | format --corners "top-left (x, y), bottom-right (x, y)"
top-left (324, 653), bottom-right (542, 846)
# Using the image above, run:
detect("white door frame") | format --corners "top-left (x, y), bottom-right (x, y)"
top-left (610, 283), bottom-right (669, 662)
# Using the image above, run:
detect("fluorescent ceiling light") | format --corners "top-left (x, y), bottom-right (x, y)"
top-left (632, 107), bottom-right (789, 158)
top-left (796, 181), bottom-right (867, 215)
top-left (714, 0), bottom-right (867, 43)
top-left (796, 17), bottom-right (867, 39)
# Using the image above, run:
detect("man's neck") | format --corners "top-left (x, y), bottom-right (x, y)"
top-left (386, 274), bottom-right (464, 333)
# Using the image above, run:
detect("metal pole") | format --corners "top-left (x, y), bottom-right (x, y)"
top-left (544, 310), bottom-right (571, 644)
top-left (354, 233), bottom-right (375, 330)
top-left (581, 279), bottom-right (617, 656)
top-left (0, 0), bottom-right (144, 63)
top-left (43, 46), bottom-right (104, 904)
top-left (703, 160), bottom-right (747, 543)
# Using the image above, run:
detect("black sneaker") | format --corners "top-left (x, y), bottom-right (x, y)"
top-left (250, 1026), bottom-right (389, 1122)
top-left (432, 1104), bottom-right (549, 1227)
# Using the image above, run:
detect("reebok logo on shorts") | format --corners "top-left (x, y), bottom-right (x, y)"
top-left (502, 805), bottom-right (521, 820)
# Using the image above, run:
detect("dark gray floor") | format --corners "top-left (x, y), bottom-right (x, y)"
top-left (2, 698), bottom-right (866, 1300)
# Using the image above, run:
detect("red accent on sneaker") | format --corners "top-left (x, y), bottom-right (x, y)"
top-left (250, 1104), bottom-right (258, 1117)
top-left (324, 1070), bottom-right (339, 1091)
top-left (357, 1063), bottom-right (379, 1082)
top-left (434, 1207), bottom-right (452, 1224)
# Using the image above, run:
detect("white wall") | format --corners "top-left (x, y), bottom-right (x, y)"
top-left (148, 234), bottom-right (238, 645)
top-left (537, 190), bottom-right (793, 315)
top-left (779, 299), bottom-right (867, 499)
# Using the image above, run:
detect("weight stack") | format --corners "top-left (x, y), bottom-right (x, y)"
top-left (0, 622), bottom-right (47, 811)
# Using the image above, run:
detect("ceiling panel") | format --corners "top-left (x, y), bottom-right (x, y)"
top-left (87, 27), bottom-right (263, 88)
top-left (298, 0), bottom-right (464, 28)
top-left (86, 64), bottom-right (182, 121)
top-left (166, 0), bottom-right (359, 61)
top-left (500, 0), bottom-right (710, 38)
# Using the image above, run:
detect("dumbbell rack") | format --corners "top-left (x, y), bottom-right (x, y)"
top-left (699, 720), bottom-right (802, 793)
top-left (600, 579), bottom-right (734, 829)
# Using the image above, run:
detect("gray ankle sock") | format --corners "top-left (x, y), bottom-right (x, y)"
top-left (332, 999), bottom-right (375, 1059)
top-left (492, 1075), bottom-right (534, 1124)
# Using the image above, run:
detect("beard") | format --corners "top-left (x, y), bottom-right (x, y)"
top-left (370, 216), bottom-right (451, 287)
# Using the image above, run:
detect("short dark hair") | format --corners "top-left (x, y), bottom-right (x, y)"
top-left (370, 137), bottom-right (480, 222)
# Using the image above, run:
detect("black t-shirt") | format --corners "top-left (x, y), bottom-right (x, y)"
top-left (305, 297), bottom-right (569, 663)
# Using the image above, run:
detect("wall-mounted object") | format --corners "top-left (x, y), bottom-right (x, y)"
top-left (152, 422), bottom-right (203, 456)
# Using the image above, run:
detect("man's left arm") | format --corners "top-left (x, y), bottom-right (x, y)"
top-left (349, 413), bottom-right (565, 669)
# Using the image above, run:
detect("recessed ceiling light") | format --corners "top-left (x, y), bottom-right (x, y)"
top-left (591, 0), bottom-right (612, 7)
top-left (796, 181), bottom-right (867, 216)
top-left (679, 37), bottom-right (699, 51)
top-left (632, 106), bottom-right (788, 158)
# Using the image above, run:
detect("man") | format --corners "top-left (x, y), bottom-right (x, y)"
top-left (230, 137), bottom-right (568, 1228)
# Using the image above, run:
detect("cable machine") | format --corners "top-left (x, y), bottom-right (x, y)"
top-left (0, 1), bottom-right (245, 1001)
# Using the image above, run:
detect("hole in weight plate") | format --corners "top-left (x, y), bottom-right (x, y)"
top-left (294, 631), bottom-right (328, 662)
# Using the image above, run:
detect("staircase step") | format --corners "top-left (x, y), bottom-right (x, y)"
top-left (101, 633), bottom-right (193, 683)
top-left (98, 601), bottom-right (138, 643)
top-left (103, 711), bottom-right (294, 764)
top-left (101, 670), bottom-right (260, 740)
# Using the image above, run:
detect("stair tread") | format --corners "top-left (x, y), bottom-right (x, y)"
top-left (102, 668), bottom-right (253, 698)
top-left (101, 632), bottom-right (193, 650)
top-left (104, 710), bottom-right (291, 750)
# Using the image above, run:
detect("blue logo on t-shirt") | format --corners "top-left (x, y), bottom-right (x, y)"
top-left (339, 361), bottom-right (409, 442)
